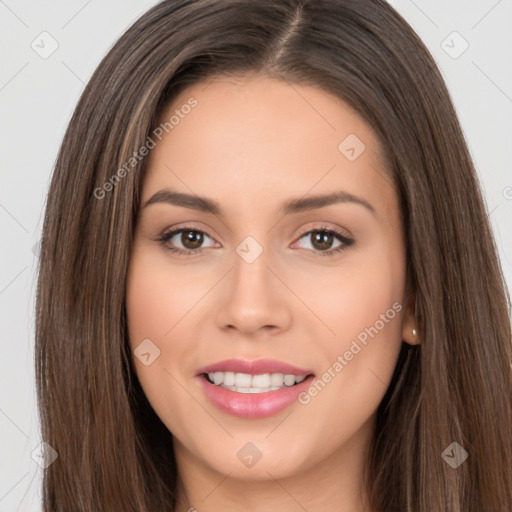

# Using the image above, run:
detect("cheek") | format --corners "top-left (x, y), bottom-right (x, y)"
top-left (304, 235), bottom-right (405, 419)
top-left (125, 252), bottom-right (200, 429)
top-left (125, 250), bottom-right (181, 386)
top-left (126, 247), bottom-right (205, 345)
top-left (296, 245), bottom-right (405, 350)
top-left (295, 272), bottom-right (404, 454)
top-left (322, 272), bottom-right (403, 391)
top-left (126, 261), bottom-right (169, 346)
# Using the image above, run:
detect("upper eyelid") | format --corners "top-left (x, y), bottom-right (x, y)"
top-left (162, 225), bottom-right (215, 241)
top-left (296, 224), bottom-right (350, 238)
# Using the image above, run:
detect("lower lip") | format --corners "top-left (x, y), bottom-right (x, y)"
top-left (197, 374), bottom-right (315, 419)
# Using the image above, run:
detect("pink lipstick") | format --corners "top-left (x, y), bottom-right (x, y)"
top-left (195, 358), bottom-right (315, 419)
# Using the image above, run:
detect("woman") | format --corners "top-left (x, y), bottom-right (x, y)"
top-left (35, 0), bottom-right (512, 510)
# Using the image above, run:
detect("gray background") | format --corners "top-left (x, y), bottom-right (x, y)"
top-left (1, 0), bottom-right (511, 510)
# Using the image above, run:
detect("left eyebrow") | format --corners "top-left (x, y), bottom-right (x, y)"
top-left (281, 191), bottom-right (376, 217)
top-left (142, 188), bottom-right (376, 217)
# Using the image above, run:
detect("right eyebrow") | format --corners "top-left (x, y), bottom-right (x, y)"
top-left (142, 189), bottom-right (222, 215)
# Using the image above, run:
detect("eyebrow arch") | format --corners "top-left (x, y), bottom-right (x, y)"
top-left (282, 191), bottom-right (376, 216)
top-left (142, 188), bottom-right (376, 217)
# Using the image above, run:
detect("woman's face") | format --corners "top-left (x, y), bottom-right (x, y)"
top-left (126, 74), bottom-right (417, 484)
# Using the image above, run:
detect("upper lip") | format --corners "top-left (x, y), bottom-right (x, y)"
top-left (196, 358), bottom-right (315, 376)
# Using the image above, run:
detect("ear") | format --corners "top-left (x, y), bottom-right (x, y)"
top-left (401, 292), bottom-right (420, 345)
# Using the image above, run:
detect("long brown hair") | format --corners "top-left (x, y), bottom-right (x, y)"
top-left (35, 0), bottom-right (512, 510)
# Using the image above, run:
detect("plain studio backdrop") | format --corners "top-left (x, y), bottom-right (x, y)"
top-left (1, 0), bottom-right (511, 510)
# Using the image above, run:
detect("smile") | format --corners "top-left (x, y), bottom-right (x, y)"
top-left (195, 359), bottom-right (315, 418)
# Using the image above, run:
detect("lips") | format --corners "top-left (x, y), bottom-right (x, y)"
top-left (195, 358), bottom-right (315, 418)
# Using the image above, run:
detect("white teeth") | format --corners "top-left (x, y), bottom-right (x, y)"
top-left (270, 373), bottom-right (284, 386)
top-left (251, 374), bottom-right (270, 387)
top-left (283, 374), bottom-right (295, 386)
top-left (205, 371), bottom-right (308, 392)
top-left (235, 373), bottom-right (252, 387)
top-left (223, 371), bottom-right (235, 386)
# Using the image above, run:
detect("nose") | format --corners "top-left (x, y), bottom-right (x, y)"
top-left (215, 246), bottom-right (292, 337)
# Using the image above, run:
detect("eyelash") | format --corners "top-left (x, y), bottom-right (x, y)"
top-left (155, 225), bottom-right (354, 257)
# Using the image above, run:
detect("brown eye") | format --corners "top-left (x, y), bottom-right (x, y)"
top-left (294, 227), bottom-right (354, 256)
top-left (157, 227), bottom-right (217, 256)
top-left (310, 231), bottom-right (335, 251)
top-left (180, 230), bottom-right (204, 250)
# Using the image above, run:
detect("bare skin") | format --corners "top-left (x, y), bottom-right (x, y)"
top-left (126, 74), bottom-right (418, 512)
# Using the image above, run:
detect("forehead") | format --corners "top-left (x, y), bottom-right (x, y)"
top-left (142, 75), bottom-right (396, 219)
